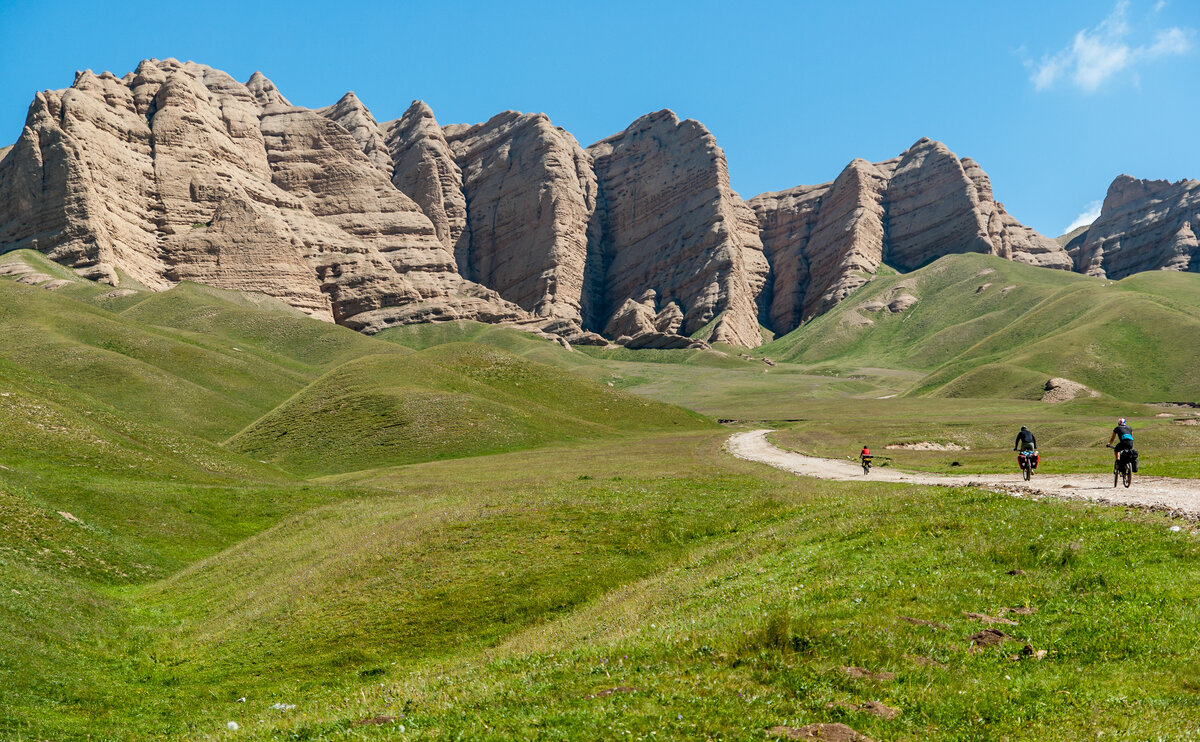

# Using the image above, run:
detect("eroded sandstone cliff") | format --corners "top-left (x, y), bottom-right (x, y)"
top-left (750, 138), bottom-right (1073, 333)
top-left (4, 59), bottom-right (1180, 349)
top-left (588, 110), bottom-right (768, 348)
top-left (1068, 175), bottom-right (1200, 279)
top-left (0, 59), bottom-right (527, 330)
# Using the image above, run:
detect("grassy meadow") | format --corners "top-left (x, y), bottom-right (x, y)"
top-left (1, 249), bottom-right (1200, 740)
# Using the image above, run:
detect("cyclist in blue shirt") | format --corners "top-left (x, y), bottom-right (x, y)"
top-left (1108, 418), bottom-right (1134, 468)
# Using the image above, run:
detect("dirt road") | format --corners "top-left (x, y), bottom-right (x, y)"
top-left (728, 429), bottom-right (1200, 520)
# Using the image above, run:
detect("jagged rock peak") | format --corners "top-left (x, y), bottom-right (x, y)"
top-left (1070, 174), bottom-right (1200, 279)
top-left (245, 70), bottom-right (291, 108)
top-left (385, 100), bottom-right (469, 268)
top-left (749, 138), bottom-right (1071, 334)
top-left (317, 91), bottom-right (392, 175)
top-left (587, 108), bottom-right (768, 348)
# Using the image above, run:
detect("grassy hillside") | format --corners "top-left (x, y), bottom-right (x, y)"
top-left (382, 321), bottom-right (920, 418)
top-left (6, 248), bottom-right (1200, 740)
top-left (762, 253), bottom-right (1200, 402)
top-left (227, 345), bottom-right (710, 475)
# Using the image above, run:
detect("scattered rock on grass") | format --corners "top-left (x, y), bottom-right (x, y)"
top-left (826, 700), bottom-right (901, 720)
top-left (1009, 644), bottom-right (1048, 661)
top-left (1006, 569), bottom-right (1026, 576)
top-left (842, 666), bottom-right (895, 681)
top-left (768, 723), bottom-right (876, 741)
top-left (898, 616), bottom-right (950, 630)
top-left (1006, 606), bottom-right (1037, 616)
top-left (963, 611), bottom-right (1018, 626)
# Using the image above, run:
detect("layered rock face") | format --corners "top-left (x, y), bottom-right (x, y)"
top-left (317, 92), bottom-right (393, 176)
top-left (444, 111), bottom-right (598, 324)
top-left (1068, 175), bottom-right (1200, 279)
top-left (750, 138), bottom-right (1072, 333)
top-left (4, 60), bottom-right (1155, 348)
top-left (384, 101), bottom-right (469, 267)
top-left (587, 110), bottom-right (768, 347)
top-left (0, 59), bottom-right (526, 331)
top-left (385, 105), bottom-right (768, 346)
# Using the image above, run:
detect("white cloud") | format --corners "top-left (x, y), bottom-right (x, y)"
top-left (1031, 1), bottom-right (1194, 92)
top-left (1154, 0), bottom-right (1167, 12)
top-left (1065, 200), bottom-right (1103, 235)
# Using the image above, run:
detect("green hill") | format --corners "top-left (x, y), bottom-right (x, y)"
top-left (227, 344), bottom-right (711, 475)
top-left (762, 253), bottom-right (1200, 401)
top-left (7, 248), bottom-right (1200, 740)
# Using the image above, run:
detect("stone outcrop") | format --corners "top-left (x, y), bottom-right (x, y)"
top-left (384, 101), bottom-right (469, 267)
top-left (1067, 175), bottom-right (1200, 279)
top-left (4, 59), bottom-right (1191, 349)
top-left (0, 59), bottom-right (528, 331)
top-left (588, 110), bottom-right (768, 348)
top-left (750, 138), bottom-right (1072, 333)
top-left (444, 111), bottom-right (598, 324)
top-left (317, 92), bottom-right (393, 176)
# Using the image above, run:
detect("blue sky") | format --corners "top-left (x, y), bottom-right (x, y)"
top-left (1, 0), bottom-right (1196, 236)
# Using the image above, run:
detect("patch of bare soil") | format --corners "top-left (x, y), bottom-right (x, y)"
top-left (1041, 377), bottom-right (1099, 403)
top-left (768, 723), bottom-right (876, 741)
top-left (885, 441), bottom-right (967, 451)
top-left (968, 628), bottom-right (1019, 653)
top-left (826, 700), bottom-right (901, 720)
top-left (1006, 605), bottom-right (1037, 616)
top-left (842, 666), bottom-right (895, 681)
top-left (963, 611), bottom-right (1018, 626)
top-left (905, 654), bottom-right (948, 668)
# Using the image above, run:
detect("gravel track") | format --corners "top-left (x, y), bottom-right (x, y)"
top-left (728, 429), bottom-right (1200, 520)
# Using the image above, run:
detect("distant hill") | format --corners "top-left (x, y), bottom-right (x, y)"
top-left (762, 252), bottom-right (1200, 402)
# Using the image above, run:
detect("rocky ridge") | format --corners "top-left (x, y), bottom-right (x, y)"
top-left (4, 60), bottom-right (1190, 349)
top-left (1066, 175), bottom-right (1200, 279)
top-left (0, 59), bottom-right (530, 334)
top-left (749, 138), bottom-right (1074, 334)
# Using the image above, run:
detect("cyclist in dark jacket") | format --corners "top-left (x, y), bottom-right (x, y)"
top-left (1013, 426), bottom-right (1036, 452)
top-left (1109, 418), bottom-right (1134, 465)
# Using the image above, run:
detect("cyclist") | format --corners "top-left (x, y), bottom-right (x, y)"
top-left (860, 446), bottom-right (872, 468)
top-left (1013, 425), bottom-right (1037, 453)
top-left (1013, 425), bottom-right (1038, 470)
top-left (1108, 417), bottom-right (1134, 469)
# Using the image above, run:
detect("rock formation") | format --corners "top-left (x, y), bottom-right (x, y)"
top-left (588, 110), bottom-right (768, 347)
top-left (750, 138), bottom-right (1072, 333)
top-left (0, 59), bottom-right (528, 331)
top-left (444, 111), bottom-right (598, 324)
top-left (317, 92), bottom-right (393, 176)
top-left (4, 59), bottom-right (1183, 349)
top-left (1067, 175), bottom-right (1200, 279)
top-left (384, 101), bottom-right (469, 267)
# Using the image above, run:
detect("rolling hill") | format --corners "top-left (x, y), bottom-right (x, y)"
top-left (761, 253), bottom-right (1200, 402)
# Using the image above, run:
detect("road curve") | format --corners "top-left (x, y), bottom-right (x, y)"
top-left (727, 429), bottom-right (1200, 520)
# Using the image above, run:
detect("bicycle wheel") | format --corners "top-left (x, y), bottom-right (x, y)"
top-left (1113, 469), bottom-right (1119, 487)
top-left (1123, 470), bottom-right (1132, 488)
top-left (1022, 465), bottom-right (1030, 481)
